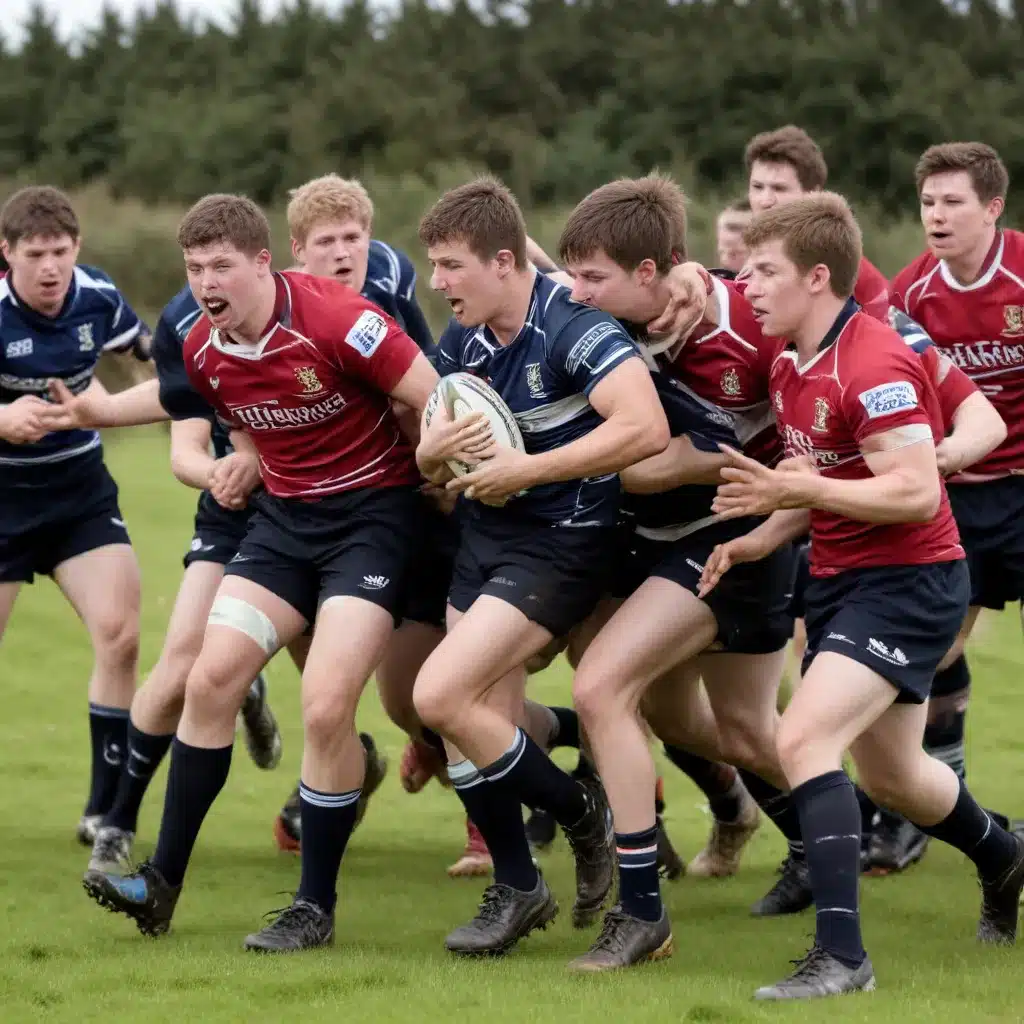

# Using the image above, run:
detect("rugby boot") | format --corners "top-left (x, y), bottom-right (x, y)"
top-left (445, 875), bottom-right (558, 955)
top-left (754, 946), bottom-right (875, 1001)
top-left (568, 905), bottom-right (673, 972)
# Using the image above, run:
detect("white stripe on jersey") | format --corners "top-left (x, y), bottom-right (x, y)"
top-left (0, 434), bottom-right (100, 465)
top-left (514, 393), bottom-right (590, 434)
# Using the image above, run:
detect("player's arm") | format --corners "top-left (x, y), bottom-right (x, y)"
top-left (620, 434), bottom-right (728, 492)
top-left (527, 355), bottom-right (670, 485)
top-left (170, 417), bottom-right (217, 490)
top-left (932, 357), bottom-right (1006, 475)
top-left (43, 376), bottom-right (168, 429)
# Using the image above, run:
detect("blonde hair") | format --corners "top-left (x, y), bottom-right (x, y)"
top-left (286, 174), bottom-right (374, 242)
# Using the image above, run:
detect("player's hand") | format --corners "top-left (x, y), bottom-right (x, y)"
top-left (418, 404), bottom-right (495, 465)
top-left (420, 481), bottom-right (457, 515)
top-left (698, 532), bottom-right (773, 597)
top-left (0, 395), bottom-right (55, 444)
top-left (645, 262), bottom-right (710, 346)
top-left (40, 379), bottom-right (111, 431)
top-left (446, 446), bottom-right (534, 506)
top-left (934, 438), bottom-right (963, 477)
top-left (711, 445), bottom-right (817, 518)
top-left (209, 452), bottom-right (261, 510)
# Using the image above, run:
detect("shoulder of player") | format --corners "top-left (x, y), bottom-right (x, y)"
top-left (284, 270), bottom-right (383, 327)
top-left (838, 314), bottom-right (926, 382)
top-left (368, 239), bottom-right (414, 290)
top-left (997, 229), bottom-right (1024, 280)
top-left (181, 312), bottom-right (212, 359)
top-left (72, 264), bottom-right (127, 310)
top-left (857, 255), bottom-right (888, 286)
top-left (549, 293), bottom-right (634, 360)
top-left (890, 250), bottom-right (938, 307)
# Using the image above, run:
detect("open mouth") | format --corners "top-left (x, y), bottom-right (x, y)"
top-left (928, 230), bottom-right (953, 244)
top-left (334, 267), bottom-right (352, 280)
top-left (448, 298), bottom-right (464, 316)
top-left (205, 298), bottom-right (229, 317)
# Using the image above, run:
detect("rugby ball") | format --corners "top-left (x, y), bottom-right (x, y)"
top-left (424, 371), bottom-right (524, 478)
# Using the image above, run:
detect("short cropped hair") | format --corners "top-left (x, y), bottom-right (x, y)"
top-left (914, 142), bottom-right (1009, 204)
top-left (743, 191), bottom-right (862, 299)
top-left (558, 174), bottom-right (687, 273)
top-left (744, 126), bottom-right (828, 192)
top-left (0, 186), bottom-right (80, 245)
top-left (418, 177), bottom-right (527, 268)
top-left (177, 194), bottom-right (271, 256)
top-left (287, 174), bottom-right (374, 241)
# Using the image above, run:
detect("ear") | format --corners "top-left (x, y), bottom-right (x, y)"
top-left (807, 263), bottom-right (832, 295)
top-left (985, 196), bottom-right (1005, 225)
top-left (290, 237), bottom-right (303, 266)
top-left (495, 248), bottom-right (517, 276)
top-left (635, 258), bottom-right (659, 287)
top-left (255, 248), bottom-right (273, 273)
top-left (70, 236), bottom-right (82, 260)
top-left (0, 240), bottom-right (10, 262)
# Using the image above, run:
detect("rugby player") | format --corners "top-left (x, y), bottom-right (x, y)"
top-left (716, 198), bottom-right (753, 274)
top-left (557, 175), bottom-right (797, 969)
top-left (413, 177), bottom-right (670, 956)
top-left (885, 142), bottom-right (1024, 868)
top-left (82, 193), bottom-right (439, 952)
top-left (700, 192), bottom-right (1024, 999)
top-left (0, 186), bottom-right (148, 846)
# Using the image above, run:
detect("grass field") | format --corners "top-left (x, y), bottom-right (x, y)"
top-left (1, 426), bottom-right (1022, 1024)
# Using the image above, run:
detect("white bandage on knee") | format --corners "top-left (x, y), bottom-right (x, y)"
top-left (208, 596), bottom-right (279, 654)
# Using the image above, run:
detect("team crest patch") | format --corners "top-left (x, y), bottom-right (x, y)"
top-left (720, 368), bottom-right (741, 397)
top-left (812, 397), bottom-right (829, 432)
top-left (858, 380), bottom-right (917, 419)
top-left (1004, 305), bottom-right (1024, 338)
top-left (77, 323), bottom-right (95, 352)
top-left (210, 376), bottom-right (220, 389)
top-left (295, 365), bottom-right (324, 395)
top-left (344, 310), bottom-right (389, 357)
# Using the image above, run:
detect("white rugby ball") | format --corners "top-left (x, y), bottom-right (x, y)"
top-left (424, 371), bottom-right (524, 478)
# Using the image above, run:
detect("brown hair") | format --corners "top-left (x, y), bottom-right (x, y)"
top-left (0, 186), bottom-right (80, 245)
top-left (177, 193), bottom-right (271, 255)
top-left (287, 174), bottom-right (374, 242)
top-left (557, 174), bottom-right (687, 273)
top-left (744, 126), bottom-right (828, 191)
top-left (743, 191), bottom-right (862, 298)
top-left (914, 142), bottom-right (1009, 203)
top-left (418, 177), bottom-right (527, 268)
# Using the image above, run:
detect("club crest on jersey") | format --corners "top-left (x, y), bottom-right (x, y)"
top-left (720, 368), bottom-right (741, 397)
top-left (77, 323), bottom-right (95, 352)
top-left (774, 391), bottom-right (783, 413)
top-left (812, 397), bottom-right (830, 432)
top-left (1004, 306), bottom-right (1024, 338)
top-left (210, 376), bottom-right (220, 389)
top-left (294, 365), bottom-right (324, 396)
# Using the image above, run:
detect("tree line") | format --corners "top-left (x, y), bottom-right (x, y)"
top-left (1, 0), bottom-right (1022, 218)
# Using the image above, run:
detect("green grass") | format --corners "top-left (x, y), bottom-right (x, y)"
top-left (1, 426), bottom-right (1022, 1023)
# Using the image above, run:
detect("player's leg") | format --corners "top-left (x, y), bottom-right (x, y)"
top-left (0, 582), bottom-right (23, 642)
top-left (87, 559), bottom-right (225, 875)
top-left (569, 578), bottom-right (718, 970)
top-left (52, 541), bottom-right (140, 842)
top-left (83, 536), bottom-right (310, 937)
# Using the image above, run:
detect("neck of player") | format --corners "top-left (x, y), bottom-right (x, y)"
top-left (228, 276), bottom-right (278, 345)
top-left (792, 294), bottom-right (849, 363)
top-left (487, 269), bottom-right (539, 345)
top-left (943, 224), bottom-right (998, 286)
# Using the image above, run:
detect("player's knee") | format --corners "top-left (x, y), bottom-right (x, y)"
top-left (718, 719), bottom-right (774, 777)
top-left (412, 672), bottom-right (455, 733)
top-left (571, 665), bottom-right (617, 725)
top-left (90, 609), bottom-right (140, 668)
top-left (302, 690), bottom-right (356, 748)
top-left (774, 714), bottom-right (824, 777)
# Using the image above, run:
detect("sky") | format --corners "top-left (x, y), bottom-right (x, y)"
top-left (2, 0), bottom-right (336, 47)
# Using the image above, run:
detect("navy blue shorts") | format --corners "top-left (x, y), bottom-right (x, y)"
top-left (802, 560), bottom-right (969, 704)
top-left (613, 518), bottom-right (796, 655)
top-left (448, 511), bottom-right (614, 638)
top-left (225, 485), bottom-right (422, 625)
top-left (400, 501), bottom-right (458, 629)
top-left (948, 477), bottom-right (1024, 610)
top-left (788, 540), bottom-right (811, 620)
top-left (183, 492), bottom-right (254, 568)
top-left (0, 452), bottom-right (131, 584)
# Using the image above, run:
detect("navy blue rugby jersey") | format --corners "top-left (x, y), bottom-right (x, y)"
top-left (435, 272), bottom-right (641, 526)
top-left (0, 265), bottom-right (147, 471)
top-left (362, 240), bottom-right (434, 357)
top-left (622, 367), bottom-right (738, 533)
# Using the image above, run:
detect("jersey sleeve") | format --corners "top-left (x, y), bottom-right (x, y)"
top-left (152, 312), bottom-right (215, 421)
top-left (394, 252), bottom-right (436, 356)
top-left (841, 343), bottom-right (934, 446)
top-left (930, 349), bottom-right (979, 425)
top-left (99, 276), bottom-right (149, 353)
top-left (551, 310), bottom-right (639, 396)
top-left (331, 300), bottom-right (421, 394)
top-left (853, 258), bottom-right (890, 322)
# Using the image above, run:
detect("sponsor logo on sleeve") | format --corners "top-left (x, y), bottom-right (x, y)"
top-left (857, 380), bottom-right (917, 419)
top-left (344, 310), bottom-right (389, 358)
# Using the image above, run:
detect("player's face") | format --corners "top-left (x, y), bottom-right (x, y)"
top-left (292, 218), bottom-right (371, 291)
top-left (2, 233), bottom-right (80, 316)
top-left (748, 161), bottom-right (805, 213)
top-left (428, 240), bottom-right (508, 326)
top-left (183, 241), bottom-right (272, 332)
top-left (566, 251), bottom-right (653, 321)
top-left (920, 170), bottom-right (1004, 264)
top-left (744, 239), bottom-right (817, 337)
top-left (716, 222), bottom-right (749, 273)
